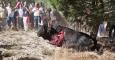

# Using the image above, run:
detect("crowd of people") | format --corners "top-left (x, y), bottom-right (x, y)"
top-left (0, 0), bottom-right (55, 32)
top-left (0, 0), bottom-right (111, 38)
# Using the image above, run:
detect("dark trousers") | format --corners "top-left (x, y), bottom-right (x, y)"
top-left (18, 17), bottom-right (23, 29)
top-left (34, 16), bottom-right (41, 30)
top-left (7, 16), bottom-right (14, 27)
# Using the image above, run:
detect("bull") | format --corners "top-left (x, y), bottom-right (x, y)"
top-left (37, 10), bottom-right (101, 52)
top-left (37, 22), bottom-right (101, 52)
top-left (55, 25), bottom-right (99, 51)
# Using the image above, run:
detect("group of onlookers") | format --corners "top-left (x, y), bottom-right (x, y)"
top-left (0, 0), bottom-right (54, 31)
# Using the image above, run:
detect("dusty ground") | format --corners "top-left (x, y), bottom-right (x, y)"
top-left (0, 30), bottom-right (58, 60)
top-left (0, 30), bottom-right (115, 60)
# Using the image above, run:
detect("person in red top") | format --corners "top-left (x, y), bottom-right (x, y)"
top-left (15, 0), bottom-right (23, 9)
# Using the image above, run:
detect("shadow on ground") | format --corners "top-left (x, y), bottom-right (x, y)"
top-left (0, 44), bottom-right (17, 50)
top-left (17, 57), bottom-right (41, 60)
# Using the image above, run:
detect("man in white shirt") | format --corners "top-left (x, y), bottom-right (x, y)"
top-left (32, 3), bottom-right (40, 31)
top-left (6, 3), bottom-right (14, 28)
top-left (18, 4), bottom-right (24, 29)
top-left (6, 3), bottom-right (12, 17)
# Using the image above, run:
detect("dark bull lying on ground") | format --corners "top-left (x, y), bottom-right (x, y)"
top-left (37, 23), bottom-right (101, 52)
top-left (55, 25), bottom-right (98, 51)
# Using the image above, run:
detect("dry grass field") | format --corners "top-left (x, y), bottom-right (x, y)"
top-left (0, 30), bottom-right (115, 60)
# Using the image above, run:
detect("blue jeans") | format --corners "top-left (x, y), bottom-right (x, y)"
top-left (34, 16), bottom-right (41, 30)
top-left (7, 16), bottom-right (14, 27)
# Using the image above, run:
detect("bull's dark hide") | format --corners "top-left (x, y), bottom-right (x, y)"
top-left (96, 37), bottom-right (115, 53)
top-left (108, 39), bottom-right (115, 52)
top-left (37, 24), bottom-right (99, 52)
top-left (56, 25), bottom-right (98, 51)
top-left (96, 37), bottom-right (110, 52)
top-left (37, 24), bottom-right (58, 40)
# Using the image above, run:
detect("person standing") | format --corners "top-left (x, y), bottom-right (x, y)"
top-left (23, 1), bottom-right (30, 31)
top-left (29, 3), bottom-right (35, 29)
top-left (32, 3), bottom-right (40, 31)
top-left (15, 0), bottom-right (23, 9)
top-left (18, 4), bottom-right (24, 30)
top-left (38, 3), bottom-right (45, 28)
top-left (97, 21), bottom-right (108, 38)
top-left (6, 3), bottom-right (14, 29)
top-left (13, 9), bottom-right (19, 31)
top-left (0, 4), bottom-right (5, 21)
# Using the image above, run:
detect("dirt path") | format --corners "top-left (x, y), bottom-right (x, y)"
top-left (0, 30), bottom-right (115, 60)
top-left (0, 30), bottom-right (58, 60)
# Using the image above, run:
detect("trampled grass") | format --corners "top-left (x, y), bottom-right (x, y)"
top-left (52, 48), bottom-right (115, 60)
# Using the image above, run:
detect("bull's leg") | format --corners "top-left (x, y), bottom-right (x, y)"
top-left (62, 41), bottom-right (73, 49)
top-left (62, 41), bottom-right (80, 51)
top-left (94, 43), bottom-right (103, 55)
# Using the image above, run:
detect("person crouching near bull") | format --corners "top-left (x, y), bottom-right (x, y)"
top-left (23, 1), bottom-right (30, 31)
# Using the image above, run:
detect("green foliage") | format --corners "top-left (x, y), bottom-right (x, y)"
top-left (46, 0), bottom-right (115, 33)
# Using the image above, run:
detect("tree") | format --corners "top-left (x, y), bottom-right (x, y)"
top-left (46, 0), bottom-right (109, 34)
